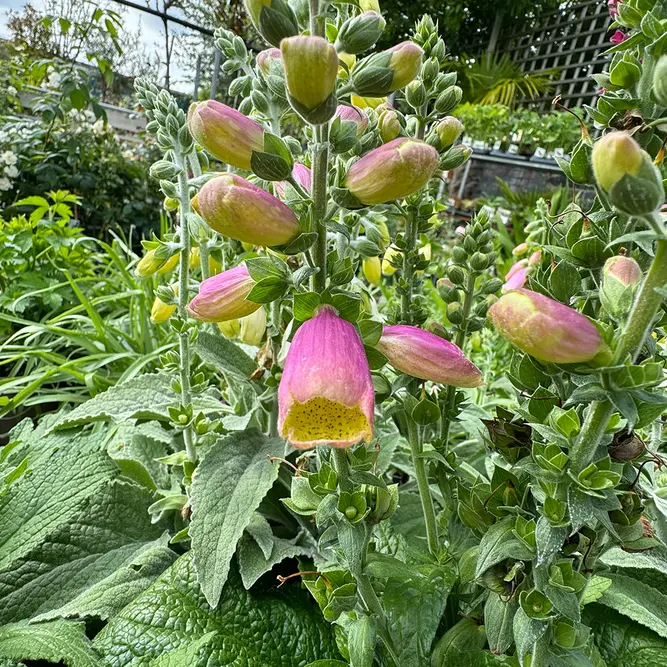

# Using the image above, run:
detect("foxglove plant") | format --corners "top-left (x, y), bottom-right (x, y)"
top-left (125, 0), bottom-right (667, 664)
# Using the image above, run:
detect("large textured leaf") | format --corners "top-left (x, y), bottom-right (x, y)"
top-left (383, 564), bottom-right (457, 667)
top-left (190, 430), bottom-right (284, 607)
top-left (0, 444), bottom-right (173, 624)
top-left (585, 604), bottom-right (667, 667)
top-left (196, 331), bottom-right (258, 379)
top-left (49, 374), bottom-right (223, 431)
top-left (0, 446), bottom-right (117, 572)
top-left (0, 620), bottom-right (101, 667)
top-left (598, 572), bottom-right (667, 638)
top-left (600, 546), bottom-right (667, 575)
top-left (93, 551), bottom-right (340, 667)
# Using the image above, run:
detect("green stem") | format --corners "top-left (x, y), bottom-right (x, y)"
top-left (311, 122), bottom-right (330, 292)
top-left (408, 417), bottom-right (439, 554)
top-left (415, 103), bottom-right (428, 140)
top-left (175, 149), bottom-right (196, 464)
top-left (400, 209), bottom-right (418, 323)
top-left (269, 298), bottom-right (282, 437)
top-left (570, 238), bottom-right (667, 471)
top-left (331, 448), bottom-right (352, 492)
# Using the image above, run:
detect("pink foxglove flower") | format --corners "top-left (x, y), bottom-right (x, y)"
top-left (375, 325), bottom-right (483, 387)
top-left (187, 101), bottom-right (264, 171)
top-left (335, 104), bottom-right (369, 136)
top-left (186, 265), bottom-right (260, 322)
top-left (502, 261), bottom-right (529, 292)
top-left (345, 138), bottom-right (438, 205)
top-left (489, 288), bottom-right (611, 364)
top-left (278, 306), bottom-right (374, 449)
top-left (610, 30), bottom-right (627, 45)
top-left (192, 173), bottom-right (300, 246)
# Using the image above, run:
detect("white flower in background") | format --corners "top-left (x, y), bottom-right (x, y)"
top-left (47, 71), bottom-right (62, 89)
top-left (122, 149), bottom-right (135, 160)
top-left (85, 110), bottom-right (96, 122)
top-left (0, 177), bottom-right (12, 191)
top-left (4, 165), bottom-right (19, 178)
top-left (1, 151), bottom-right (17, 165)
top-left (6, 86), bottom-right (17, 97)
top-left (92, 119), bottom-right (106, 135)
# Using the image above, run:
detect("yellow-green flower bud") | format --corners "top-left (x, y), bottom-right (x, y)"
top-left (592, 131), bottom-right (664, 215)
top-left (362, 255), bottom-right (381, 284)
top-left (281, 36), bottom-right (339, 123)
top-left (351, 41), bottom-right (423, 97)
top-left (150, 284), bottom-right (178, 324)
top-left (135, 249), bottom-right (165, 278)
top-left (430, 116), bottom-right (463, 151)
top-left (335, 11), bottom-right (385, 55)
top-left (239, 306), bottom-right (267, 345)
top-left (654, 55), bottom-right (667, 107)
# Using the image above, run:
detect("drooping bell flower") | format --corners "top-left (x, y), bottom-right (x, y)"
top-left (136, 249), bottom-right (166, 278)
top-left (281, 36), bottom-right (339, 122)
top-left (186, 265), bottom-right (260, 322)
top-left (362, 256), bottom-right (381, 284)
top-left (489, 288), bottom-right (612, 365)
top-left (274, 163), bottom-right (312, 198)
top-left (375, 325), bottom-right (483, 387)
top-left (244, 0), bottom-right (299, 47)
top-left (334, 104), bottom-right (369, 136)
top-left (239, 306), bottom-right (267, 345)
top-left (344, 138), bottom-right (438, 205)
top-left (351, 41), bottom-right (423, 96)
top-left (187, 101), bottom-right (264, 171)
top-left (278, 306), bottom-right (374, 449)
top-left (151, 284), bottom-right (178, 324)
top-left (192, 173), bottom-right (300, 246)
top-left (382, 246), bottom-right (401, 275)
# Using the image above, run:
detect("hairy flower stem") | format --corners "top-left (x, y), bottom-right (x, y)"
top-left (408, 419), bottom-right (439, 554)
top-left (311, 123), bottom-right (330, 293)
top-left (269, 298), bottom-right (282, 437)
top-left (439, 272), bottom-right (476, 450)
top-left (331, 449), bottom-right (401, 666)
top-left (570, 237), bottom-right (667, 471)
top-left (400, 209), bottom-right (418, 323)
top-left (175, 149), bottom-right (196, 464)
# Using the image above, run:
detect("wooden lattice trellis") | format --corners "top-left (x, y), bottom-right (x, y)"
top-left (496, 0), bottom-right (612, 112)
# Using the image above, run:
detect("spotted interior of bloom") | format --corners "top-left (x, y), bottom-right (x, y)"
top-left (281, 396), bottom-right (372, 448)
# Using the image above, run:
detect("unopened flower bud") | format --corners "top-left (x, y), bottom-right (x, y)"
top-left (359, 0), bottom-right (380, 11)
top-left (256, 47), bottom-right (282, 76)
top-left (404, 80), bottom-right (427, 109)
top-left (187, 101), bottom-right (264, 171)
top-left (362, 255), bottom-right (382, 284)
top-left (431, 116), bottom-right (463, 151)
top-left (592, 131), bottom-right (664, 215)
top-left (335, 11), bottom-right (385, 55)
top-left (335, 104), bottom-right (369, 136)
top-left (351, 41), bottom-right (423, 96)
top-left (244, 0), bottom-right (299, 47)
top-left (344, 138), bottom-right (438, 205)
top-left (186, 265), bottom-right (260, 322)
top-left (282, 36), bottom-right (338, 123)
top-left (239, 306), bottom-right (267, 345)
top-left (434, 86), bottom-right (462, 114)
top-left (151, 284), bottom-right (178, 324)
top-left (136, 249), bottom-right (166, 277)
top-left (654, 55), bottom-right (667, 107)
top-left (600, 255), bottom-right (642, 319)
top-left (489, 288), bottom-right (612, 365)
top-left (193, 173), bottom-right (300, 246)
top-left (274, 162), bottom-right (312, 198)
top-left (382, 246), bottom-right (401, 275)
top-left (439, 145), bottom-right (471, 170)
top-left (376, 325), bottom-right (482, 387)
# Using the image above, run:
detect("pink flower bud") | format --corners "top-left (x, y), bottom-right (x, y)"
top-left (192, 173), bottom-right (300, 246)
top-left (375, 325), bottom-right (483, 387)
top-left (281, 36), bottom-right (339, 113)
top-left (502, 261), bottom-right (529, 292)
top-left (600, 255), bottom-right (642, 319)
top-left (528, 250), bottom-right (542, 267)
top-left (489, 288), bottom-right (611, 365)
top-left (344, 138), bottom-right (438, 205)
top-left (186, 265), bottom-right (260, 322)
top-left (274, 162), bottom-right (312, 198)
top-left (610, 29), bottom-right (627, 45)
top-left (278, 306), bottom-right (374, 449)
top-left (335, 104), bottom-right (369, 136)
top-left (187, 101), bottom-right (264, 171)
top-left (256, 47), bottom-right (282, 75)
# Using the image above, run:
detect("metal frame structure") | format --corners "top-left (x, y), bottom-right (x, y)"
top-left (495, 0), bottom-right (612, 111)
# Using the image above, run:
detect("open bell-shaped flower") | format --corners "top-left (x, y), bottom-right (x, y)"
top-left (187, 101), bottom-right (264, 171)
top-left (489, 288), bottom-right (611, 365)
top-left (278, 305), bottom-right (374, 449)
top-left (375, 325), bottom-right (483, 387)
top-left (192, 173), bottom-right (300, 247)
top-left (186, 265), bottom-right (260, 322)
